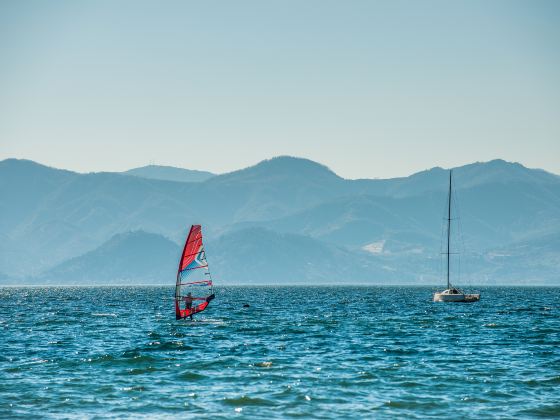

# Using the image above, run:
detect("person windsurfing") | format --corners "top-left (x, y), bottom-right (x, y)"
top-left (175, 225), bottom-right (216, 320)
top-left (183, 292), bottom-right (194, 320)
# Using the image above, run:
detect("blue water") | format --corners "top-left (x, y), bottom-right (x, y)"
top-left (1, 286), bottom-right (559, 419)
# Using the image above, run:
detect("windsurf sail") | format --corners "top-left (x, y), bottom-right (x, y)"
top-left (175, 225), bottom-right (215, 320)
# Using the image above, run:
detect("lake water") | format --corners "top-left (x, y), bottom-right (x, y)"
top-left (1, 286), bottom-right (559, 419)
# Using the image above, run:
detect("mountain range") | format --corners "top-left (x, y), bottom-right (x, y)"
top-left (0, 156), bottom-right (559, 285)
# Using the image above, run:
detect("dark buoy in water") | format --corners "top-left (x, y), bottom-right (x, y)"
top-left (243, 303), bottom-right (250, 308)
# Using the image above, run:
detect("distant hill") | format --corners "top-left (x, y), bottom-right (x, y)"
top-left (210, 227), bottom-right (403, 284)
top-left (479, 231), bottom-right (560, 284)
top-left (0, 159), bottom-right (198, 276)
top-left (39, 231), bottom-right (180, 284)
top-left (1, 156), bottom-right (559, 285)
top-left (124, 165), bottom-right (215, 183)
top-left (351, 159), bottom-right (560, 198)
top-left (196, 156), bottom-right (347, 222)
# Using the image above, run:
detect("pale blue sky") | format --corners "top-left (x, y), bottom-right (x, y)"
top-left (1, 0), bottom-right (559, 178)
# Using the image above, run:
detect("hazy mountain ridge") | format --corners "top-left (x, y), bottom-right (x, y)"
top-left (124, 165), bottom-right (216, 183)
top-left (38, 228), bottom-right (420, 285)
top-left (0, 164), bottom-right (198, 276)
top-left (39, 231), bottom-right (180, 284)
top-left (1, 156), bottom-right (559, 284)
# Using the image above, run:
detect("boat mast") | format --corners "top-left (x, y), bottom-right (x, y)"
top-left (447, 170), bottom-right (452, 290)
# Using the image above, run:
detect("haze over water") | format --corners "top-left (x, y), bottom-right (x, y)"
top-left (1, 286), bottom-right (559, 419)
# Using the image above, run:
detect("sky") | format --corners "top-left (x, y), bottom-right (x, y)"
top-left (0, 0), bottom-right (559, 179)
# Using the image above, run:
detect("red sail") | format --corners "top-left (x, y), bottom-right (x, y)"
top-left (178, 225), bottom-right (204, 273)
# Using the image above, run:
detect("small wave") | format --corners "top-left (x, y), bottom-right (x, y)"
top-left (92, 313), bottom-right (117, 317)
top-left (191, 318), bottom-right (225, 325)
top-left (222, 395), bottom-right (276, 407)
top-left (124, 367), bottom-right (157, 375)
top-left (120, 385), bottom-right (146, 392)
top-left (523, 376), bottom-right (560, 386)
top-left (174, 318), bottom-right (225, 326)
top-left (25, 358), bottom-right (50, 365)
top-left (383, 399), bottom-right (439, 410)
top-left (521, 404), bottom-right (560, 417)
top-left (83, 354), bottom-right (115, 363)
top-left (178, 371), bottom-right (207, 381)
top-left (119, 352), bottom-right (159, 364)
top-left (254, 361), bottom-right (273, 368)
top-left (143, 341), bottom-right (188, 351)
top-left (514, 307), bottom-right (537, 313)
top-left (382, 347), bottom-right (419, 355)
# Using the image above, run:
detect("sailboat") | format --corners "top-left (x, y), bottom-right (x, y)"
top-left (433, 170), bottom-right (480, 303)
top-left (175, 225), bottom-right (215, 319)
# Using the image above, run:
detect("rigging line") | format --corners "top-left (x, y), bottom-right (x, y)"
top-left (180, 265), bottom-right (209, 272)
top-left (439, 172), bottom-right (452, 287)
top-left (452, 173), bottom-right (467, 286)
top-left (451, 174), bottom-right (459, 284)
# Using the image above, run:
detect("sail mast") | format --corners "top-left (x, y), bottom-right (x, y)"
top-left (447, 170), bottom-right (452, 289)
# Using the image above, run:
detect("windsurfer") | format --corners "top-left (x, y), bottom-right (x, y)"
top-left (175, 225), bottom-right (215, 320)
top-left (183, 293), bottom-right (194, 320)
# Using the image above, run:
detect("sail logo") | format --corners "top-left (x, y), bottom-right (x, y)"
top-left (194, 246), bottom-right (206, 267)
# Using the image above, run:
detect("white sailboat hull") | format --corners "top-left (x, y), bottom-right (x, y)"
top-left (433, 290), bottom-right (480, 303)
